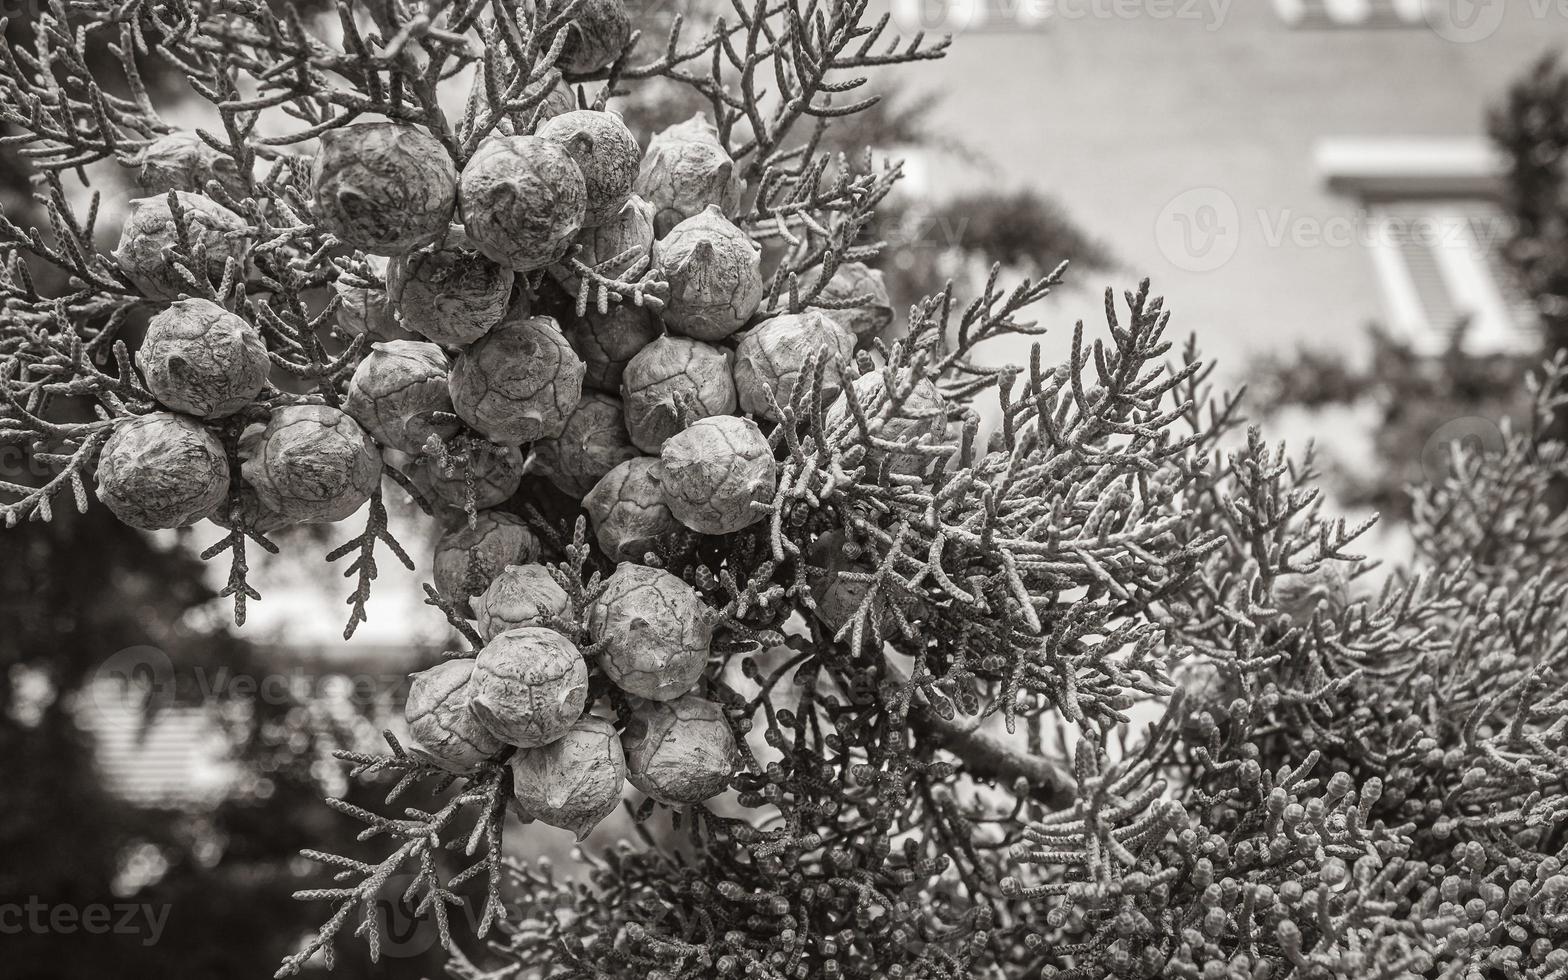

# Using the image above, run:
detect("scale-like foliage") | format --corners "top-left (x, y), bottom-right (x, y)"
top-left (1, 1), bottom-right (1563, 979)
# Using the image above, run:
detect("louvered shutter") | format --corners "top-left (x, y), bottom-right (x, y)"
top-left (1276, 0), bottom-right (1426, 26)
top-left (1372, 199), bottom-right (1539, 354)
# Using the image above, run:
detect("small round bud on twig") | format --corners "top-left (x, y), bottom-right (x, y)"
top-left (510, 716), bottom-right (626, 840)
top-left (407, 440), bottom-right (526, 512)
top-left (136, 298), bottom-right (269, 419)
top-left (133, 131), bottom-right (247, 199)
top-left (469, 626), bottom-right (588, 748)
top-left (450, 315), bottom-right (586, 445)
top-left (473, 563), bottom-right (573, 642)
top-left (657, 415), bottom-right (777, 535)
top-left (654, 206), bottom-right (764, 342)
top-left (459, 135), bottom-right (586, 272)
top-left (555, 0), bottom-right (632, 73)
top-left (622, 693), bottom-right (736, 805)
top-left (564, 303), bottom-right (661, 394)
top-left (344, 340), bottom-right (457, 454)
top-left (620, 335), bottom-right (737, 453)
top-left (588, 562), bottom-right (712, 701)
top-left (527, 392), bottom-right (639, 498)
top-left (386, 245), bottom-right (516, 346)
top-left (432, 510), bottom-right (542, 607)
top-left (113, 193), bottom-right (249, 300)
top-left (405, 658), bottom-right (504, 773)
top-left (96, 412), bottom-right (230, 530)
top-left (538, 110), bottom-right (640, 228)
top-left (310, 122), bottom-right (456, 255)
top-left (582, 457), bottom-right (681, 564)
top-left (549, 194), bottom-right (656, 293)
top-left (239, 405), bottom-right (381, 524)
top-left (634, 114), bottom-right (744, 237)
top-left (799, 262), bottom-right (895, 343)
top-left (733, 311), bottom-right (855, 421)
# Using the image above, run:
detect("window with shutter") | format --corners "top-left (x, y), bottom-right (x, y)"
top-left (1368, 200), bottom-right (1538, 354)
top-left (1391, 211), bottom-right (1462, 345)
top-left (1274, 0), bottom-right (1427, 27)
top-left (1318, 139), bottom-right (1540, 355)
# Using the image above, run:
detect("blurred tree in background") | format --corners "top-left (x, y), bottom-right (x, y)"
top-left (1494, 55), bottom-right (1568, 360)
top-left (1494, 54), bottom-right (1568, 483)
top-left (0, 506), bottom-right (458, 978)
top-left (0, 14), bottom-right (461, 980)
top-left (1253, 327), bottom-right (1535, 520)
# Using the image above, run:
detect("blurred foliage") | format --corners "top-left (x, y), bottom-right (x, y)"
top-left (1253, 325), bottom-right (1535, 520)
top-left (1492, 54), bottom-right (1568, 357)
top-left (0, 8), bottom-right (467, 979)
top-left (875, 187), bottom-right (1114, 331)
top-left (0, 506), bottom-right (455, 978)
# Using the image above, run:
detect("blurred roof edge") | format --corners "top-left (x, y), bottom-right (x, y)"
top-left (1316, 138), bottom-right (1506, 199)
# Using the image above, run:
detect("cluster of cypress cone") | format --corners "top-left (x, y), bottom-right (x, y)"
top-left (96, 0), bottom-right (919, 835)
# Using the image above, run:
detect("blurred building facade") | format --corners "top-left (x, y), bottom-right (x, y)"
top-left (894, 0), bottom-right (1568, 367)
